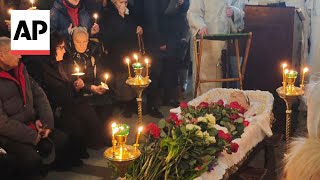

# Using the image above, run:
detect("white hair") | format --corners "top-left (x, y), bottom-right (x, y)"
top-left (0, 36), bottom-right (10, 51)
top-left (284, 137), bottom-right (320, 180)
top-left (71, 26), bottom-right (89, 40)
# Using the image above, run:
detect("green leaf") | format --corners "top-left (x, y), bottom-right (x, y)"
top-left (159, 119), bottom-right (166, 129)
top-left (207, 128), bottom-right (217, 136)
top-left (180, 126), bottom-right (187, 136)
top-left (161, 130), bottom-right (167, 138)
top-left (234, 118), bottom-right (244, 123)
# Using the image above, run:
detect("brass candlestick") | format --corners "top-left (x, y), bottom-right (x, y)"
top-left (104, 131), bottom-right (141, 179)
top-left (126, 61), bottom-right (151, 125)
top-left (277, 82), bottom-right (304, 150)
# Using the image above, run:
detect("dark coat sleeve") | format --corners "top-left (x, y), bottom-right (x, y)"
top-left (43, 63), bottom-right (80, 108)
top-left (0, 99), bottom-right (37, 144)
top-left (28, 70), bottom-right (54, 130)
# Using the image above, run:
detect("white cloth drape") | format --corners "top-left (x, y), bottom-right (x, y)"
top-left (307, 0), bottom-right (320, 72)
top-left (187, 0), bottom-right (245, 96)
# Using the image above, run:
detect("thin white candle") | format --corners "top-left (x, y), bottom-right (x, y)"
top-left (145, 58), bottom-right (149, 77)
top-left (93, 13), bottom-right (98, 23)
top-left (125, 58), bottom-right (131, 78)
top-left (301, 67), bottom-right (309, 87)
top-left (135, 126), bottom-right (143, 145)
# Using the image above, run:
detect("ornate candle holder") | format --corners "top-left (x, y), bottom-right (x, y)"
top-left (126, 55), bottom-right (151, 125)
top-left (277, 70), bottom-right (304, 150)
top-left (104, 124), bottom-right (141, 180)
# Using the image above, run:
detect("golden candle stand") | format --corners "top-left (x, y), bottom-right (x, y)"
top-left (104, 134), bottom-right (141, 180)
top-left (276, 82), bottom-right (304, 149)
top-left (126, 34), bottom-right (150, 125)
top-left (126, 64), bottom-right (151, 125)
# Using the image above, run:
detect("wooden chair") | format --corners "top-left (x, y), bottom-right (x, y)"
top-left (193, 33), bottom-right (253, 97)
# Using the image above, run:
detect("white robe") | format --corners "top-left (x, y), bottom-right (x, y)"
top-left (307, 0), bottom-right (320, 72)
top-left (307, 82), bottom-right (320, 138)
top-left (187, 0), bottom-right (245, 96)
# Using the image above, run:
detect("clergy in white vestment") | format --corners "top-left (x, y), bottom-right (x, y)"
top-left (307, 0), bottom-right (320, 72)
top-left (187, 0), bottom-right (245, 96)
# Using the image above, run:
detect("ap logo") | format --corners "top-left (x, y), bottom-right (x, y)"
top-left (11, 10), bottom-right (50, 55)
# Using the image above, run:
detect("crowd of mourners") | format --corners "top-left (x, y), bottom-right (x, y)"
top-left (0, 0), bottom-right (191, 179)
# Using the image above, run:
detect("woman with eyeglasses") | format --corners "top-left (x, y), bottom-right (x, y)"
top-left (42, 32), bottom-right (108, 159)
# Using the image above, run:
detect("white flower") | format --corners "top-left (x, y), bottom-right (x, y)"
top-left (196, 130), bottom-right (203, 138)
top-left (197, 117), bottom-right (208, 123)
top-left (205, 114), bottom-right (216, 125)
top-left (207, 136), bottom-right (216, 144)
top-left (186, 124), bottom-right (201, 131)
top-left (203, 131), bottom-right (210, 138)
top-left (214, 124), bottom-right (228, 133)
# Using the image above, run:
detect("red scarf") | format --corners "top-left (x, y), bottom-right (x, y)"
top-left (63, 0), bottom-right (79, 27)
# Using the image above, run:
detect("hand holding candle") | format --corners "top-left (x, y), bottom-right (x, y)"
top-left (135, 126), bottom-right (143, 145)
top-left (126, 58), bottom-right (131, 78)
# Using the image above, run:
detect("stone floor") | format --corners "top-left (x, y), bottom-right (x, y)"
top-left (43, 89), bottom-right (308, 180)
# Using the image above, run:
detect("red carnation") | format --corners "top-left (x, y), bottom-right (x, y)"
top-left (198, 102), bottom-right (209, 109)
top-left (243, 120), bottom-right (250, 127)
top-left (217, 99), bottom-right (224, 106)
top-left (180, 102), bottom-right (189, 109)
top-left (229, 113), bottom-right (240, 120)
top-left (175, 119), bottom-right (183, 126)
top-left (230, 101), bottom-right (246, 114)
top-left (169, 113), bottom-right (178, 121)
top-left (145, 123), bottom-right (161, 139)
top-left (217, 130), bottom-right (232, 142)
top-left (230, 142), bottom-right (239, 153)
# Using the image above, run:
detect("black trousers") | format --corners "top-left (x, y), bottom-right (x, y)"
top-left (0, 129), bottom-right (69, 178)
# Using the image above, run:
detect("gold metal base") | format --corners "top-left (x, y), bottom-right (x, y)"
top-left (126, 76), bottom-right (151, 125)
top-left (104, 145), bottom-right (141, 179)
top-left (276, 86), bottom-right (304, 150)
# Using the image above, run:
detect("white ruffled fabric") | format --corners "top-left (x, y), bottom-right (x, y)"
top-left (170, 88), bottom-right (274, 180)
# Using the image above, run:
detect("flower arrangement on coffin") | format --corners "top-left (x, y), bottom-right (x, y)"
top-left (127, 99), bottom-right (249, 180)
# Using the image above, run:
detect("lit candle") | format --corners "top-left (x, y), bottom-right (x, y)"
top-left (284, 69), bottom-right (289, 94)
top-left (104, 73), bottom-right (109, 84)
top-left (282, 63), bottom-right (287, 83)
top-left (30, 0), bottom-right (36, 9)
top-left (125, 58), bottom-right (131, 78)
top-left (112, 123), bottom-right (117, 152)
top-left (145, 58), bottom-right (149, 77)
top-left (8, 8), bottom-right (12, 15)
top-left (75, 67), bottom-right (80, 78)
top-left (93, 13), bottom-right (98, 24)
top-left (135, 126), bottom-right (143, 145)
top-left (301, 67), bottom-right (309, 87)
top-left (133, 53), bottom-right (138, 63)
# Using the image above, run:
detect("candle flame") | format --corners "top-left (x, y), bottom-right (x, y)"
top-left (75, 67), bottom-right (80, 73)
top-left (105, 73), bottom-right (109, 80)
top-left (145, 58), bottom-right (149, 64)
top-left (138, 126), bottom-right (143, 133)
top-left (30, 0), bottom-right (34, 4)
top-left (303, 67), bottom-right (309, 73)
top-left (133, 54), bottom-right (138, 60)
top-left (282, 63), bottom-right (287, 69)
top-left (93, 13), bottom-right (98, 19)
top-left (8, 8), bottom-right (12, 15)
top-left (125, 58), bottom-right (130, 64)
